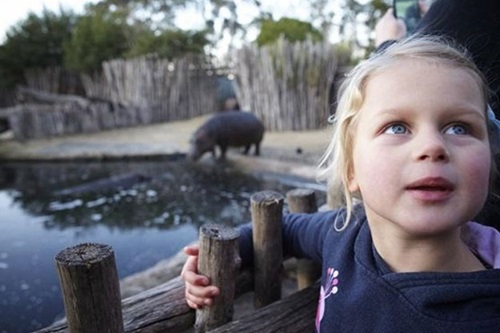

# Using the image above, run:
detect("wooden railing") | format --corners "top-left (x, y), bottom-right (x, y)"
top-left (34, 188), bottom-right (322, 333)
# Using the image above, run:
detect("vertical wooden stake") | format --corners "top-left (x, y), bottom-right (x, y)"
top-left (250, 190), bottom-right (284, 309)
top-left (327, 186), bottom-right (345, 209)
top-left (55, 243), bottom-right (124, 333)
top-left (195, 223), bottom-right (240, 333)
top-left (286, 188), bottom-right (322, 290)
top-left (286, 188), bottom-right (318, 213)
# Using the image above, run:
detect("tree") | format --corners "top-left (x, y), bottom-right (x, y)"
top-left (127, 28), bottom-right (210, 60)
top-left (0, 8), bottom-right (76, 89)
top-left (309, 0), bottom-right (335, 37)
top-left (256, 18), bottom-right (323, 47)
top-left (337, 0), bottom-right (389, 53)
top-left (108, 0), bottom-right (269, 56)
top-left (92, 0), bottom-right (192, 31)
top-left (0, 0), bottom-right (390, 88)
top-left (63, 4), bottom-right (130, 72)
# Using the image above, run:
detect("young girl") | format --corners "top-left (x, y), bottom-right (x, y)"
top-left (181, 36), bottom-right (500, 332)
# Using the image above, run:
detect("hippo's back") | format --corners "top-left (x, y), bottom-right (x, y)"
top-left (210, 111), bottom-right (264, 145)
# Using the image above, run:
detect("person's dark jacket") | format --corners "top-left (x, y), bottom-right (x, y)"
top-left (418, 0), bottom-right (500, 113)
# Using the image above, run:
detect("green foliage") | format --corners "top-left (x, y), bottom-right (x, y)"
top-left (339, 0), bottom-right (390, 51)
top-left (0, 8), bottom-right (76, 88)
top-left (256, 18), bottom-right (323, 47)
top-left (334, 41), bottom-right (358, 66)
top-left (127, 28), bottom-right (209, 60)
top-left (0, 0), bottom-right (389, 89)
top-left (93, 0), bottom-right (192, 32)
top-left (63, 5), bottom-right (130, 72)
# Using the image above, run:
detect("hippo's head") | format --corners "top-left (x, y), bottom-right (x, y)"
top-left (187, 129), bottom-right (215, 162)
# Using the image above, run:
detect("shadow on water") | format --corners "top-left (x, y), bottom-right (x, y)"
top-left (0, 160), bottom-right (325, 333)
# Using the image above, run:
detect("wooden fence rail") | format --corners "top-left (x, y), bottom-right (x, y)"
top-left (34, 188), bottom-right (321, 333)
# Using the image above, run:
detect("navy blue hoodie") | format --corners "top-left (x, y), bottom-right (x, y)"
top-left (239, 208), bottom-right (500, 332)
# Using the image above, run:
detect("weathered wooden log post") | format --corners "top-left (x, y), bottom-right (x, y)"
top-left (286, 188), bottom-right (318, 213)
top-left (250, 190), bottom-right (284, 309)
top-left (55, 243), bottom-right (124, 333)
top-left (286, 188), bottom-right (322, 290)
top-left (195, 223), bottom-right (241, 333)
top-left (327, 186), bottom-right (346, 209)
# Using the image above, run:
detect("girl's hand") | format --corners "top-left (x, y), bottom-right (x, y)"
top-left (181, 244), bottom-right (220, 309)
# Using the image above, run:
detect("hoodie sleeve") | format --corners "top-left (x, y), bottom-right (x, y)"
top-left (238, 210), bottom-right (341, 268)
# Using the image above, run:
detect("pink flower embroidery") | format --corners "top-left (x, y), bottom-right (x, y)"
top-left (315, 267), bottom-right (339, 332)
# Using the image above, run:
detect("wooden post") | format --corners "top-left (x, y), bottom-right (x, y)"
top-left (327, 186), bottom-right (346, 209)
top-left (286, 188), bottom-right (317, 213)
top-left (195, 223), bottom-right (241, 333)
top-left (55, 243), bottom-right (124, 333)
top-left (286, 189), bottom-right (322, 290)
top-left (250, 190), bottom-right (284, 308)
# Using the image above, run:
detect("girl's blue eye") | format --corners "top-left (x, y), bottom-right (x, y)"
top-left (445, 124), bottom-right (468, 135)
top-left (384, 124), bottom-right (407, 135)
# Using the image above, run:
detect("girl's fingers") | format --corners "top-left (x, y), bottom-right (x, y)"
top-left (186, 297), bottom-right (214, 309)
top-left (186, 284), bottom-right (219, 299)
top-left (183, 244), bottom-right (199, 256)
top-left (185, 287), bottom-right (219, 308)
top-left (186, 293), bottom-right (207, 308)
top-left (182, 269), bottom-right (209, 287)
top-left (186, 299), bottom-right (201, 309)
top-left (181, 255), bottom-right (203, 282)
top-left (181, 243), bottom-right (219, 309)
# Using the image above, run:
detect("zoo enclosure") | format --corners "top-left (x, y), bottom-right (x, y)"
top-left (3, 55), bottom-right (217, 140)
top-left (1, 39), bottom-right (346, 140)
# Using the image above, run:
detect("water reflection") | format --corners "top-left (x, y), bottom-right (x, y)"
top-left (0, 160), bottom-right (325, 333)
top-left (2, 161), bottom-right (284, 231)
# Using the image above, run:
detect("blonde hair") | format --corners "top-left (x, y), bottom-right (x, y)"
top-left (318, 35), bottom-right (491, 231)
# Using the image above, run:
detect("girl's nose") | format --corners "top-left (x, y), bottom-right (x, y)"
top-left (413, 132), bottom-right (450, 162)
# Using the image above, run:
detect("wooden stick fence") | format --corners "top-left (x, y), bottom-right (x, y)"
top-left (7, 55), bottom-right (218, 140)
top-left (4, 39), bottom-right (347, 141)
top-left (34, 188), bottom-right (321, 333)
top-left (232, 37), bottom-right (339, 131)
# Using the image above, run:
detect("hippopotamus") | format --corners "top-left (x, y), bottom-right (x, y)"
top-left (188, 111), bottom-right (265, 161)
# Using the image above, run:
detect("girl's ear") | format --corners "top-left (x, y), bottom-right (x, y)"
top-left (348, 179), bottom-right (360, 193)
top-left (347, 167), bottom-right (360, 193)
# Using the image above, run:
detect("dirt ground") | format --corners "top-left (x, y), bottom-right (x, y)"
top-left (0, 114), bottom-right (331, 165)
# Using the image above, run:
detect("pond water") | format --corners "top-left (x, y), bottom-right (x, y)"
top-left (0, 160), bottom-right (325, 333)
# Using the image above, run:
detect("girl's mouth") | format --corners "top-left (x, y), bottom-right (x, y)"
top-left (406, 177), bottom-right (454, 201)
top-left (407, 177), bottom-right (454, 190)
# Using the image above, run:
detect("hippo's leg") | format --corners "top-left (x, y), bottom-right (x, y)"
top-left (210, 148), bottom-right (217, 159)
top-left (218, 145), bottom-right (228, 160)
top-left (243, 145), bottom-right (251, 155)
top-left (254, 142), bottom-right (261, 156)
